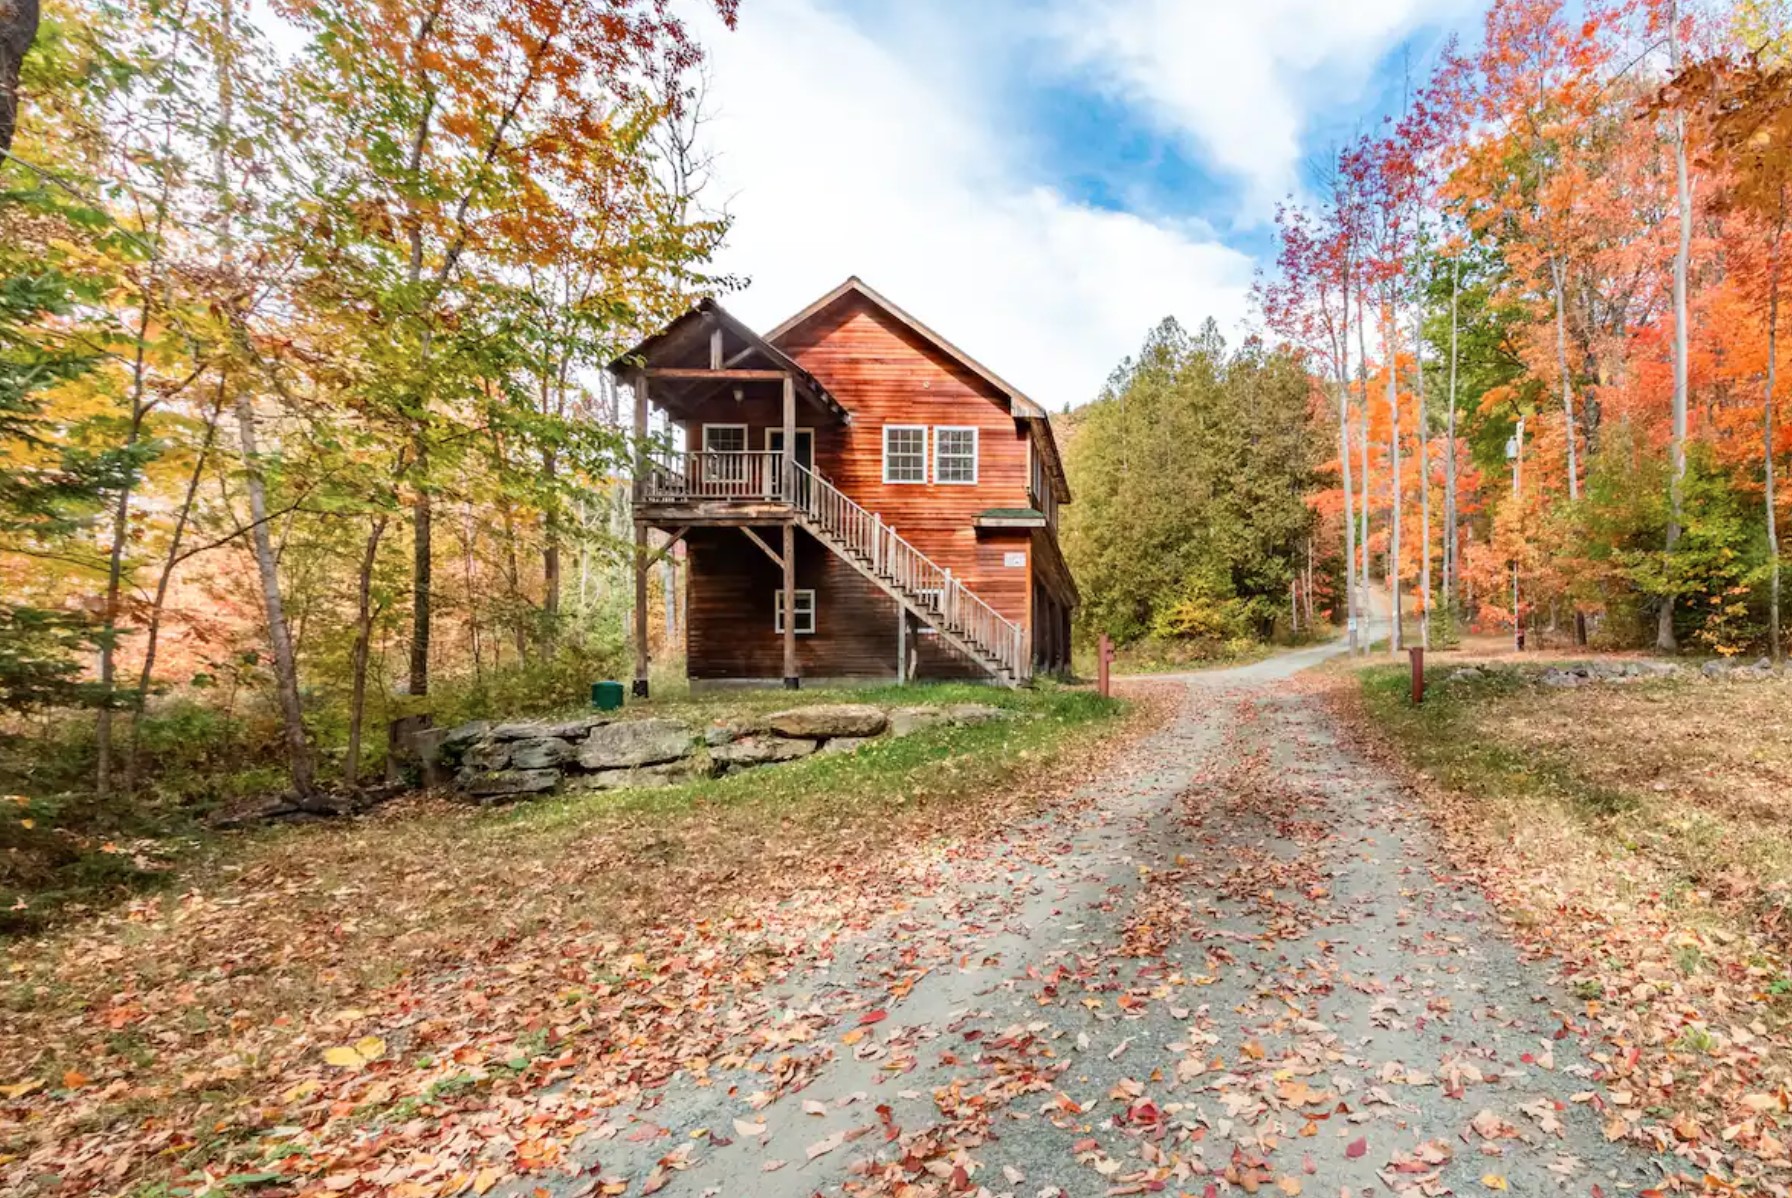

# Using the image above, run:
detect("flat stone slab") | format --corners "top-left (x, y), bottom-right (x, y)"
top-left (508, 737), bottom-right (574, 770)
top-left (491, 714), bottom-right (614, 740)
top-left (461, 741), bottom-right (511, 772)
top-left (766, 704), bottom-right (888, 739)
top-left (710, 735), bottom-right (819, 770)
top-left (577, 719), bottom-right (695, 770)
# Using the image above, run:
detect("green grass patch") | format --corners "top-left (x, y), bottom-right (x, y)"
top-left (1359, 665), bottom-right (1639, 821)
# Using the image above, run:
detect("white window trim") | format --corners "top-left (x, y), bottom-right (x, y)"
top-left (882, 424), bottom-right (928, 485)
top-left (701, 423), bottom-right (748, 453)
top-left (773, 588), bottom-right (817, 635)
top-left (933, 425), bottom-right (979, 486)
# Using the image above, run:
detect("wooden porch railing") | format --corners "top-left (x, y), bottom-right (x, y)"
top-left (640, 449), bottom-right (786, 502)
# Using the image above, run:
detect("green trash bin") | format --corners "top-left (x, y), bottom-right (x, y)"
top-left (590, 681), bottom-right (625, 711)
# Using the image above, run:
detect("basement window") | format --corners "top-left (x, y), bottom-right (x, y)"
top-left (773, 588), bottom-right (816, 635)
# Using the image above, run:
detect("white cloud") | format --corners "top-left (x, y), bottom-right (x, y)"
top-left (691, 0), bottom-right (1256, 410)
top-left (1047, 0), bottom-right (1476, 210)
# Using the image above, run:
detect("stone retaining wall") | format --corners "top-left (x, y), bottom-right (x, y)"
top-left (419, 702), bottom-right (1011, 803)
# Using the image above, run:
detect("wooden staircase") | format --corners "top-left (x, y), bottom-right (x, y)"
top-left (638, 453), bottom-right (1029, 684)
top-left (782, 462), bottom-right (1027, 686)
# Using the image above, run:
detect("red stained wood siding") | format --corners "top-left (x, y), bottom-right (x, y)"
top-left (664, 289), bottom-right (1075, 682)
top-left (684, 527), bottom-right (981, 681)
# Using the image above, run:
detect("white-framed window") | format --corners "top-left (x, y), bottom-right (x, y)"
top-left (882, 425), bottom-right (927, 484)
top-left (933, 426), bottom-right (978, 484)
top-left (701, 423), bottom-right (748, 483)
top-left (701, 423), bottom-right (748, 453)
top-left (773, 588), bottom-right (816, 635)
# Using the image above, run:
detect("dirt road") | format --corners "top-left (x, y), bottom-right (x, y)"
top-left (532, 646), bottom-right (1662, 1197)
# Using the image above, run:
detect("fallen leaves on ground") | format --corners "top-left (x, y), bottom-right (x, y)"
top-left (0, 689), bottom-right (1173, 1195)
top-left (1339, 665), bottom-right (1792, 1192)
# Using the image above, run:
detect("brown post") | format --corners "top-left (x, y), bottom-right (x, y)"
top-left (1409, 646), bottom-right (1425, 705)
top-left (782, 373), bottom-right (796, 502)
top-left (781, 371), bottom-right (799, 690)
top-left (782, 523), bottom-right (798, 689)
top-left (1098, 632), bottom-right (1112, 698)
top-left (632, 371), bottom-right (650, 698)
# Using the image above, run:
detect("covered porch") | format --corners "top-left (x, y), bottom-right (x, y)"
top-left (610, 298), bottom-right (849, 695)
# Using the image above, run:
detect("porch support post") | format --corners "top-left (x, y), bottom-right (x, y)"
top-left (781, 373), bottom-right (796, 502)
top-left (782, 523), bottom-right (798, 689)
top-left (781, 368), bottom-right (795, 687)
top-left (896, 605), bottom-right (907, 683)
top-left (632, 371), bottom-right (650, 698)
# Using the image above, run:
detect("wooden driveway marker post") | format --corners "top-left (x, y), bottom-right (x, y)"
top-left (1098, 633), bottom-right (1112, 698)
top-left (1409, 646), bottom-right (1425, 705)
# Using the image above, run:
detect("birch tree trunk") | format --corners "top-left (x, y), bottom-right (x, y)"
top-left (1550, 255), bottom-right (1579, 500)
top-left (1445, 257), bottom-right (1460, 607)
top-left (1660, 2), bottom-right (1692, 652)
top-left (1386, 298), bottom-right (1403, 655)
top-left (234, 390), bottom-right (317, 799)
top-left (1335, 261), bottom-right (1359, 653)
top-left (1413, 311), bottom-right (1432, 650)
top-left (1356, 290), bottom-right (1373, 652)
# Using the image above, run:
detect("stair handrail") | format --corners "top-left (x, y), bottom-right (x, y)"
top-left (781, 460), bottom-right (1028, 681)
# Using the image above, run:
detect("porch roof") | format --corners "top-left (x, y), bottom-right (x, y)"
top-left (608, 298), bottom-right (848, 424)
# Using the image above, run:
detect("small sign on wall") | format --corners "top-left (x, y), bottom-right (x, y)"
top-left (1002, 551), bottom-right (1026, 568)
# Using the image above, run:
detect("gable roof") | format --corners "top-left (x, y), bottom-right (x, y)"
top-left (607, 298), bottom-right (848, 423)
top-left (765, 277), bottom-right (1070, 503)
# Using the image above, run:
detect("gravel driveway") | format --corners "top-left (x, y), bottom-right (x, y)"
top-left (526, 644), bottom-right (1664, 1197)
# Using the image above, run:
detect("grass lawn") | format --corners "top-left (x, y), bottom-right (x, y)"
top-left (1346, 661), bottom-right (1792, 1186)
top-left (0, 681), bottom-right (1146, 1196)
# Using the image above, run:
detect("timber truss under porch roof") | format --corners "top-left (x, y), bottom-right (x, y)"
top-left (606, 297), bottom-right (849, 424)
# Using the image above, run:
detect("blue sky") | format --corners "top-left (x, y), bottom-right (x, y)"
top-left (692, 0), bottom-right (1486, 409)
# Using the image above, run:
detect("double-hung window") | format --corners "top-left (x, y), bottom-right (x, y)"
top-left (883, 425), bottom-right (927, 484)
top-left (933, 426), bottom-right (978, 484)
top-left (773, 588), bottom-right (816, 635)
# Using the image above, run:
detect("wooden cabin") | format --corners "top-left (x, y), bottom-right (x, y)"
top-left (611, 277), bottom-right (1077, 692)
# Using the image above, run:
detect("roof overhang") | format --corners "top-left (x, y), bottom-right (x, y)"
top-left (608, 298), bottom-right (849, 424)
top-left (765, 277), bottom-right (1070, 504)
top-left (974, 508), bottom-right (1048, 530)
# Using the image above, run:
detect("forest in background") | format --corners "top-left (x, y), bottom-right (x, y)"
top-left (1062, 319), bottom-right (1327, 659)
top-left (0, 0), bottom-right (733, 859)
top-left (1259, 0), bottom-right (1792, 664)
top-left (1068, 0), bottom-right (1792, 668)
